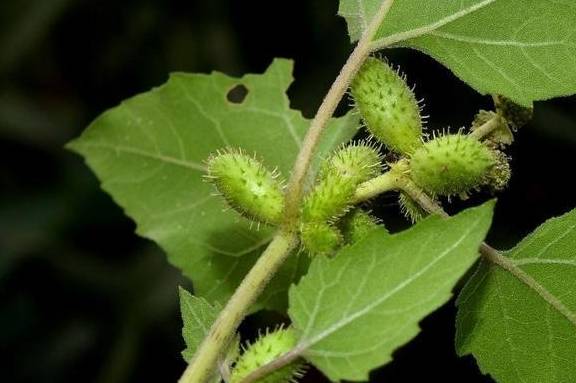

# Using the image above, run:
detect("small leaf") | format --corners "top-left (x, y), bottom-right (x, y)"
top-left (180, 288), bottom-right (221, 361)
top-left (68, 59), bottom-right (359, 309)
top-left (339, 0), bottom-right (576, 105)
top-left (289, 202), bottom-right (494, 381)
top-left (456, 208), bottom-right (576, 383)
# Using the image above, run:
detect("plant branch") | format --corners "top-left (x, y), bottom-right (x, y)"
top-left (178, 231), bottom-right (297, 383)
top-left (352, 170), bottom-right (400, 203)
top-left (395, 176), bottom-right (447, 217)
top-left (180, 3), bottom-right (397, 382)
top-left (398, 177), bottom-right (576, 327)
top-left (283, 0), bottom-right (396, 223)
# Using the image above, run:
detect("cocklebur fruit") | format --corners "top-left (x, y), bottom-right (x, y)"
top-left (351, 57), bottom-right (423, 155)
top-left (320, 141), bottom-right (382, 184)
top-left (206, 149), bottom-right (284, 225)
top-left (300, 222), bottom-right (343, 256)
top-left (398, 192), bottom-right (428, 223)
top-left (301, 174), bottom-right (357, 223)
top-left (302, 143), bottom-right (382, 224)
top-left (339, 209), bottom-right (382, 244)
top-left (410, 133), bottom-right (496, 197)
top-left (230, 327), bottom-right (305, 383)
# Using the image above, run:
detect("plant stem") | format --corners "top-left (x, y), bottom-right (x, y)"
top-left (469, 114), bottom-right (502, 140)
top-left (397, 178), bottom-right (576, 326)
top-left (352, 170), bottom-right (400, 203)
top-left (352, 171), bottom-right (401, 204)
top-left (180, 2), bottom-right (397, 381)
top-left (283, 0), bottom-right (396, 223)
top-left (178, 231), bottom-right (297, 383)
top-left (395, 176), bottom-right (447, 217)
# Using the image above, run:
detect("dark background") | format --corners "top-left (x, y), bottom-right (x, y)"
top-left (1, 1), bottom-right (575, 382)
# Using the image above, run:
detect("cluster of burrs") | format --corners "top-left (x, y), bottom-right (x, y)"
top-left (350, 57), bottom-right (532, 221)
top-left (205, 57), bottom-right (532, 257)
top-left (205, 140), bottom-right (384, 256)
top-left (203, 57), bottom-right (532, 383)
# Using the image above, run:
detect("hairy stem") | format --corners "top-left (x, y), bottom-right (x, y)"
top-left (395, 176), bottom-right (447, 217)
top-left (283, 0), bottom-right (396, 222)
top-left (179, 231), bottom-right (297, 383)
top-left (352, 170), bottom-right (400, 203)
top-left (398, 179), bottom-right (576, 326)
top-left (180, 2), bottom-right (397, 382)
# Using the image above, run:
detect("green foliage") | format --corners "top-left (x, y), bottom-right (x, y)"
top-left (456, 208), bottom-right (576, 383)
top-left (351, 57), bottom-right (423, 155)
top-left (179, 288), bottom-right (221, 361)
top-left (68, 2), bottom-right (576, 382)
top-left (339, 0), bottom-right (576, 105)
top-left (68, 59), bottom-right (358, 308)
top-left (289, 202), bottom-right (494, 381)
top-left (230, 327), bottom-right (305, 383)
top-left (410, 133), bottom-right (496, 196)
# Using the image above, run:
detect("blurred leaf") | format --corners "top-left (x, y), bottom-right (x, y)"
top-left (68, 59), bottom-right (359, 308)
top-left (0, 0), bottom-right (74, 74)
top-left (289, 202), bottom-right (494, 381)
top-left (179, 288), bottom-right (221, 361)
top-left (456, 208), bottom-right (576, 383)
top-left (339, 0), bottom-right (576, 105)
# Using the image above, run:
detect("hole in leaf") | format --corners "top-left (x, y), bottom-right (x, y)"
top-left (227, 84), bottom-right (248, 104)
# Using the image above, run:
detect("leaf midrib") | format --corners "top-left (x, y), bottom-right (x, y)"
top-left (75, 142), bottom-right (206, 172)
top-left (428, 30), bottom-right (571, 48)
top-left (371, 0), bottom-right (499, 48)
top-left (297, 216), bottom-right (482, 355)
top-left (489, 250), bottom-right (576, 328)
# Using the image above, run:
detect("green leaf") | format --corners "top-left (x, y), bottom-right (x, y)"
top-left (179, 287), bottom-right (221, 361)
top-left (68, 59), bottom-right (359, 309)
top-left (456, 208), bottom-right (576, 383)
top-left (289, 202), bottom-right (494, 381)
top-left (338, 0), bottom-right (576, 105)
